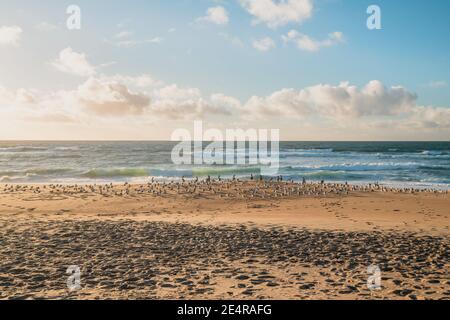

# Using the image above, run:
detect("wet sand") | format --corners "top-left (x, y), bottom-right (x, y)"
top-left (0, 181), bottom-right (449, 300)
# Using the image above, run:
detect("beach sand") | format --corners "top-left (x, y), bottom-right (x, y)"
top-left (0, 181), bottom-right (448, 300)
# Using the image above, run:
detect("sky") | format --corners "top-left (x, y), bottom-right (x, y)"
top-left (0, 0), bottom-right (449, 141)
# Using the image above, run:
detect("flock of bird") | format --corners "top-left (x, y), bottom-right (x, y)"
top-left (1, 175), bottom-right (448, 199)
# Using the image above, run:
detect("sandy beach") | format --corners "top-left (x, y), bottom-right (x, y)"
top-left (0, 180), bottom-right (449, 300)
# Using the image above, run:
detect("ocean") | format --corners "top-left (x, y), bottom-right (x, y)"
top-left (0, 141), bottom-right (449, 189)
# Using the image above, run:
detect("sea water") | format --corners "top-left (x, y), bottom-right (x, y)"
top-left (0, 141), bottom-right (449, 189)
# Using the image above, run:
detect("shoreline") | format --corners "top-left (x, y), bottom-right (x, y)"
top-left (1, 179), bottom-right (449, 191)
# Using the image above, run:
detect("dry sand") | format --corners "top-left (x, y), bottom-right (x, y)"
top-left (0, 181), bottom-right (448, 300)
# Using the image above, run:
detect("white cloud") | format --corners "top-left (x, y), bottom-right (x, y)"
top-left (240, 0), bottom-right (313, 28)
top-left (427, 81), bottom-right (448, 88)
top-left (106, 36), bottom-right (163, 48)
top-left (196, 6), bottom-right (229, 25)
top-left (0, 26), bottom-right (23, 46)
top-left (75, 77), bottom-right (151, 116)
top-left (408, 106), bottom-right (450, 129)
top-left (114, 31), bottom-right (133, 39)
top-left (52, 47), bottom-right (96, 77)
top-left (150, 84), bottom-right (232, 119)
top-left (210, 93), bottom-right (242, 113)
top-left (0, 86), bottom-right (39, 106)
top-left (218, 32), bottom-right (244, 47)
top-left (23, 113), bottom-right (76, 123)
top-left (1, 76), bottom-right (449, 135)
top-left (282, 30), bottom-right (344, 52)
top-left (35, 22), bottom-right (58, 32)
top-left (243, 80), bottom-right (419, 120)
top-left (3, 77), bottom-right (233, 121)
top-left (252, 37), bottom-right (276, 52)
top-left (1, 75), bottom-right (154, 119)
top-left (0, 86), bottom-right (15, 105)
top-left (104, 74), bottom-right (163, 88)
top-left (0, 85), bottom-right (81, 124)
top-left (155, 84), bottom-right (201, 102)
top-left (15, 88), bottom-right (39, 104)
top-left (106, 27), bottom-right (163, 47)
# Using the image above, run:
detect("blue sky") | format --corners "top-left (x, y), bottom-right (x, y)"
top-left (0, 0), bottom-right (449, 140)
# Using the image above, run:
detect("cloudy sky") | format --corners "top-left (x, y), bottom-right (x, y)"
top-left (0, 0), bottom-right (449, 140)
